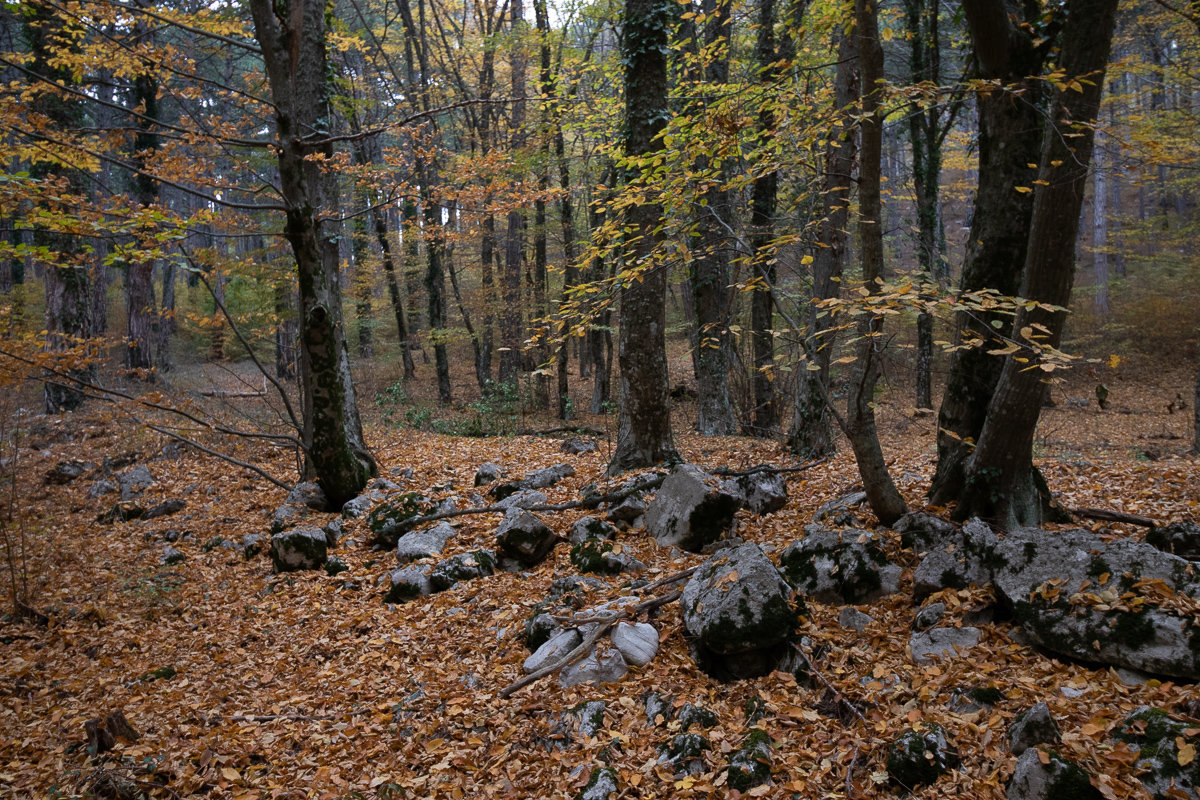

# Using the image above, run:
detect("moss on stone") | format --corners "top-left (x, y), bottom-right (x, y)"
top-left (366, 492), bottom-right (429, 546)
top-left (324, 556), bottom-right (348, 576)
top-left (727, 728), bottom-right (772, 791)
top-left (886, 724), bottom-right (960, 789)
top-left (570, 537), bottom-right (620, 575)
top-left (1110, 608), bottom-right (1156, 650)
top-left (1041, 751), bottom-right (1103, 800)
top-left (968, 686), bottom-right (1006, 706)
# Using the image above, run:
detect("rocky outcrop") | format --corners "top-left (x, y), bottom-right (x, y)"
top-left (1007, 748), bottom-right (1101, 800)
top-left (778, 526), bottom-right (901, 605)
top-left (395, 522), bottom-right (456, 565)
top-left (1113, 707), bottom-right (1200, 800)
top-left (681, 543), bottom-right (799, 679)
top-left (646, 465), bottom-right (742, 552)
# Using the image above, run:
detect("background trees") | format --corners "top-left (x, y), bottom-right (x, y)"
top-left (0, 0), bottom-right (1194, 522)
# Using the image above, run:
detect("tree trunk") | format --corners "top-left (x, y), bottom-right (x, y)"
top-left (125, 2), bottom-right (160, 380)
top-left (689, 0), bottom-right (737, 435)
top-left (956, 0), bottom-right (1119, 529)
top-left (248, 0), bottom-right (376, 505)
top-left (789, 28), bottom-right (857, 458)
top-left (930, 0), bottom-right (1050, 504)
top-left (607, 0), bottom-right (679, 475)
top-left (845, 0), bottom-right (907, 526)
top-left (1092, 124), bottom-right (1111, 316)
top-left (274, 281), bottom-right (298, 379)
top-left (499, 0), bottom-right (528, 387)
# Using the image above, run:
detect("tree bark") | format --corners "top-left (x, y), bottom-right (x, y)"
top-left (689, 0), bottom-right (737, 435)
top-left (930, 0), bottom-right (1051, 504)
top-left (956, 0), bottom-right (1119, 528)
top-left (789, 27), bottom-right (857, 458)
top-left (1092, 124), bottom-right (1111, 316)
top-left (607, 0), bottom-right (679, 475)
top-left (125, 1), bottom-right (160, 380)
top-left (248, 0), bottom-right (376, 505)
top-left (499, 0), bottom-right (528, 387)
top-left (844, 0), bottom-right (907, 526)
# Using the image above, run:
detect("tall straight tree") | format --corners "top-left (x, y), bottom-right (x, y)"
top-left (789, 25), bottom-right (857, 457)
top-left (498, 0), bottom-right (527, 386)
top-left (689, 0), bottom-right (736, 435)
top-left (844, 0), bottom-right (906, 525)
top-left (247, 0), bottom-right (376, 505)
top-left (24, 2), bottom-right (96, 412)
top-left (607, 0), bottom-right (679, 474)
top-left (955, 0), bottom-right (1119, 527)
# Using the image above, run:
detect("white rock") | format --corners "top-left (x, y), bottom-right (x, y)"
top-left (559, 645), bottom-right (628, 688)
top-left (611, 622), bottom-right (659, 667)
top-left (909, 626), bottom-right (981, 665)
top-left (522, 628), bottom-right (583, 674)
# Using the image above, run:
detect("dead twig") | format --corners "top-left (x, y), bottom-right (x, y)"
top-left (1070, 507), bottom-right (1157, 528)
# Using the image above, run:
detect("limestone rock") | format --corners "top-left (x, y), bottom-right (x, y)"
top-left (893, 511), bottom-right (958, 551)
top-left (838, 607), bottom-right (874, 633)
top-left (561, 438), bottom-right (597, 455)
top-left (611, 622), bottom-right (658, 667)
top-left (812, 490), bottom-right (866, 525)
top-left (1009, 703), bottom-right (1061, 756)
top-left (45, 459), bottom-right (92, 485)
top-left (909, 627), bottom-right (981, 665)
top-left (523, 628), bottom-right (583, 674)
top-left (577, 767), bottom-right (617, 800)
top-left (322, 517), bottom-right (343, 547)
top-left (727, 729), bottom-right (772, 792)
top-left (491, 463), bottom-right (574, 500)
top-left (1007, 747), bottom-right (1101, 800)
top-left (912, 517), bottom-right (1000, 598)
top-left (1113, 707), bottom-right (1200, 800)
top-left (270, 528), bottom-right (328, 572)
top-left (646, 465), bottom-right (742, 552)
top-left (568, 700), bottom-right (607, 739)
top-left (395, 522), bottom-right (456, 565)
top-left (242, 533), bottom-right (265, 561)
top-left (994, 528), bottom-right (1200, 679)
top-left (496, 508), bottom-right (558, 567)
top-left (778, 526), bottom-right (901, 605)
top-left (606, 494), bottom-right (646, 524)
top-left (559, 644), bottom-right (627, 688)
top-left (886, 724), bottom-right (960, 789)
top-left (658, 733), bottom-right (708, 777)
top-left (270, 503), bottom-right (310, 534)
top-left (569, 516), bottom-right (618, 545)
top-left (364, 492), bottom-right (430, 545)
top-left (1147, 521), bottom-right (1200, 559)
top-left (143, 499), bottom-right (185, 520)
top-left (429, 550), bottom-right (496, 592)
top-left (569, 537), bottom-right (645, 575)
top-left (495, 489), bottom-right (548, 510)
top-left (912, 602), bottom-right (946, 631)
top-left (285, 481), bottom-right (328, 511)
top-left (728, 470), bottom-right (788, 516)
top-left (681, 543), bottom-right (799, 679)
top-left (474, 462), bottom-right (503, 486)
top-left (118, 465), bottom-right (154, 501)
top-left (385, 563), bottom-right (435, 603)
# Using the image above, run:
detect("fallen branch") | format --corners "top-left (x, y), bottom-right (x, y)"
top-left (1070, 507), bottom-right (1157, 528)
top-left (637, 566), bottom-right (699, 594)
top-left (499, 617), bottom-right (618, 698)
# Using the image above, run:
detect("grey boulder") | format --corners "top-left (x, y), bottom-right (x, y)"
top-left (429, 550), bottom-right (496, 592)
top-left (285, 481), bottom-right (328, 511)
top-left (270, 528), bottom-right (328, 572)
top-left (727, 470), bottom-right (788, 515)
top-left (909, 627), bottom-right (981, 665)
top-left (496, 508), bottom-right (558, 567)
top-left (569, 516), bottom-right (618, 545)
top-left (1008, 703), bottom-right (1061, 756)
top-left (1147, 521), bottom-right (1200, 559)
top-left (1007, 747), bottom-right (1100, 800)
top-left (523, 628), bottom-right (583, 674)
top-left (559, 644), bottom-right (628, 688)
top-left (777, 526), bottom-right (901, 604)
top-left (645, 465), bottom-right (742, 552)
top-left (681, 543), bottom-right (799, 679)
top-left (395, 521), bottom-right (456, 565)
top-left (118, 465), bottom-right (154, 501)
top-left (611, 622), bottom-right (658, 667)
top-left (384, 563), bottom-right (435, 603)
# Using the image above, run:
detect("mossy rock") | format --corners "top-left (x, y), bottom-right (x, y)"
top-left (429, 550), bottom-right (496, 592)
top-left (1009, 748), bottom-right (1102, 800)
top-left (658, 732), bottom-right (708, 776)
top-left (576, 766), bottom-right (618, 800)
top-left (727, 729), bottom-right (772, 791)
top-left (886, 723), bottom-right (960, 789)
top-left (324, 556), bottom-right (349, 576)
top-left (1113, 706), bottom-right (1199, 798)
top-left (676, 703), bottom-right (718, 731)
top-left (570, 537), bottom-right (621, 576)
top-left (366, 493), bottom-right (432, 547)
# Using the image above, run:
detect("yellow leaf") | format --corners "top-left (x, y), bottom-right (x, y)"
top-left (221, 767), bottom-right (241, 782)
top-left (1178, 740), bottom-right (1195, 766)
top-left (1014, 186), bottom-right (1033, 194)
top-left (1107, 354), bottom-right (1121, 369)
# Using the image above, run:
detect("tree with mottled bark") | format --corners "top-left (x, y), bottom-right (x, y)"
top-left (955, 0), bottom-right (1120, 528)
top-left (607, 0), bottom-right (679, 475)
top-left (247, 0), bottom-right (376, 506)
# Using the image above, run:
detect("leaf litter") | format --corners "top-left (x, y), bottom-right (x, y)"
top-left (0, 362), bottom-right (1196, 799)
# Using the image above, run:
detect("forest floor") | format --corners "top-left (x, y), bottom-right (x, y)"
top-left (0, 353), bottom-right (1196, 800)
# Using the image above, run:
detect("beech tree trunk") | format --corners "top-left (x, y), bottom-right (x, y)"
top-left (930, 0), bottom-right (1050, 505)
top-left (607, 0), bottom-right (679, 475)
top-left (1092, 125), bottom-right (1111, 316)
top-left (125, 2), bottom-right (160, 380)
top-left (789, 28), bottom-right (857, 458)
top-left (956, 0), bottom-right (1119, 528)
top-left (844, 0), bottom-right (907, 527)
top-left (689, 0), bottom-right (737, 435)
top-left (26, 3), bottom-right (94, 412)
top-left (248, 0), bottom-right (376, 505)
top-left (498, 0), bottom-right (527, 387)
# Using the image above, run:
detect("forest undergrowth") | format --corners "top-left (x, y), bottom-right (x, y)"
top-left (0, 355), bottom-right (1196, 799)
